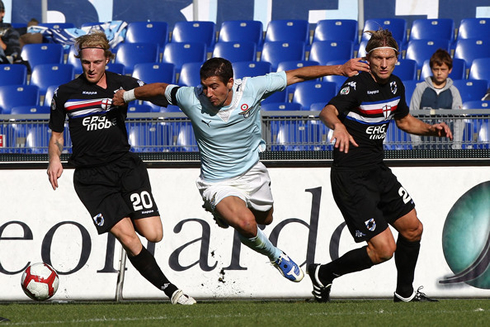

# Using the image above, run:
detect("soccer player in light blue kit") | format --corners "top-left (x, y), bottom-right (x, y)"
top-left (114, 57), bottom-right (369, 283)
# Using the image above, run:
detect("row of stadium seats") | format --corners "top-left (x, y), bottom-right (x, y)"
top-left (13, 17), bottom-right (489, 50)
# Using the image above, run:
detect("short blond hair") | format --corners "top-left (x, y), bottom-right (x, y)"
top-left (74, 31), bottom-right (114, 60)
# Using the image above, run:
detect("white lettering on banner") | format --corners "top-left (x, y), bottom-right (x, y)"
top-left (395, 0), bottom-right (439, 19)
top-left (0, 167), bottom-right (489, 300)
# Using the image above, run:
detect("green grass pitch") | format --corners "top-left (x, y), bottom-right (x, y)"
top-left (0, 299), bottom-right (489, 326)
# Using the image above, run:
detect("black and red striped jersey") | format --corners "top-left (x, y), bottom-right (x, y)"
top-left (328, 72), bottom-right (409, 168)
top-left (49, 71), bottom-right (143, 167)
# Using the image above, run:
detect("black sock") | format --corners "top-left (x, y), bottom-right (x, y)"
top-left (394, 236), bottom-right (420, 297)
top-left (319, 246), bottom-right (374, 283)
top-left (128, 247), bottom-right (178, 298)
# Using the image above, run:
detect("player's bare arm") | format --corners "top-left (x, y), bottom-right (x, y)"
top-left (320, 104), bottom-right (359, 153)
top-left (286, 58), bottom-right (370, 86)
top-left (47, 131), bottom-right (64, 190)
top-left (113, 83), bottom-right (170, 106)
top-left (396, 114), bottom-right (453, 140)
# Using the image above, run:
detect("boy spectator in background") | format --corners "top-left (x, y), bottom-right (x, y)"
top-left (409, 49), bottom-right (463, 149)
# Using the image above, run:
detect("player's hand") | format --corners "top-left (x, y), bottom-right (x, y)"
top-left (113, 89), bottom-right (126, 106)
top-left (340, 58), bottom-right (370, 77)
top-left (331, 123), bottom-right (359, 153)
top-left (432, 122), bottom-right (453, 140)
top-left (47, 160), bottom-right (63, 190)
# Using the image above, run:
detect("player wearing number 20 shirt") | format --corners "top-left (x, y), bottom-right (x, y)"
top-left (49, 70), bottom-right (160, 234)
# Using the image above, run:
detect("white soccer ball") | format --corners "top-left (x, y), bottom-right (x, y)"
top-left (20, 262), bottom-right (59, 301)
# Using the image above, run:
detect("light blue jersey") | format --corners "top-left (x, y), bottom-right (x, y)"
top-left (165, 71), bottom-right (287, 181)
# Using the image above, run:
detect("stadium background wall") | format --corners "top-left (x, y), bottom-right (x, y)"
top-left (4, 0), bottom-right (490, 30)
top-left (0, 166), bottom-right (489, 300)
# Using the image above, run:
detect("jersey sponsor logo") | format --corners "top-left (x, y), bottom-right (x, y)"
top-left (365, 123), bottom-right (387, 140)
top-left (82, 91), bottom-right (98, 95)
top-left (82, 115), bottom-right (116, 131)
top-left (355, 230), bottom-right (366, 239)
top-left (367, 90), bottom-right (379, 94)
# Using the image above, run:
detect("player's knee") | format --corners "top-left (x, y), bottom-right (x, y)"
top-left (234, 216), bottom-right (257, 237)
top-left (402, 221), bottom-right (423, 242)
top-left (146, 231), bottom-right (163, 243)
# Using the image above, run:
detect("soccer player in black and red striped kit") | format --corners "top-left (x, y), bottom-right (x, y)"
top-left (47, 31), bottom-right (195, 305)
top-left (308, 29), bottom-right (452, 302)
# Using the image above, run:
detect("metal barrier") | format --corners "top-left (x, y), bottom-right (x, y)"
top-left (0, 109), bottom-right (489, 157)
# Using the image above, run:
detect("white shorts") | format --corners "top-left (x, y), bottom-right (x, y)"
top-left (196, 161), bottom-right (274, 215)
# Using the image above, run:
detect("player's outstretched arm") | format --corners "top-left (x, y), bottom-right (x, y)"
top-left (47, 131), bottom-right (64, 190)
top-left (396, 114), bottom-right (453, 140)
top-left (320, 104), bottom-right (358, 153)
top-left (113, 83), bottom-right (170, 106)
top-left (286, 58), bottom-right (370, 86)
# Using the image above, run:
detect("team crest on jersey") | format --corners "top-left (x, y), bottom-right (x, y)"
top-left (101, 98), bottom-right (112, 111)
top-left (390, 81), bottom-right (398, 94)
top-left (340, 86), bottom-right (350, 95)
top-left (239, 103), bottom-right (251, 118)
top-left (365, 218), bottom-right (376, 231)
top-left (93, 213), bottom-right (104, 227)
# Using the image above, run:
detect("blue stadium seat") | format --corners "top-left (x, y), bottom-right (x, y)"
top-left (66, 45), bottom-right (82, 75)
top-left (233, 61), bottom-right (271, 80)
top-left (171, 21), bottom-right (216, 52)
top-left (384, 122), bottom-right (412, 150)
top-left (128, 122), bottom-right (167, 152)
top-left (127, 104), bottom-right (153, 113)
top-left (468, 58), bottom-right (490, 88)
top-left (313, 19), bottom-right (358, 43)
top-left (309, 40), bottom-right (354, 66)
top-left (409, 19), bottom-right (455, 42)
top-left (403, 80), bottom-right (419, 105)
top-left (218, 20), bottom-right (263, 48)
top-left (212, 41), bottom-right (257, 63)
top-left (454, 39), bottom-right (490, 67)
top-left (162, 42), bottom-right (207, 73)
top-left (462, 100), bottom-right (490, 109)
top-left (292, 81), bottom-right (337, 110)
top-left (405, 39), bottom-right (451, 69)
top-left (273, 120), bottom-right (330, 151)
top-left (105, 63), bottom-right (126, 75)
top-left (260, 41), bottom-right (305, 71)
top-left (261, 102), bottom-right (301, 112)
top-left (264, 19), bottom-right (309, 44)
top-left (30, 63), bottom-right (74, 96)
top-left (125, 21), bottom-right (169, 49)
top-left (0, 64), bottom-right (27, 86)
top-left (393, 59), bottom-right (417, 80)
top-left (362, 18), bottom-right (407, 45)
top-left (178, 62), bottom-right (203, 86)
top-left (420, 58), bottom-right (466, 80)
top-left (133, 62), bottom-right (175, 84)
top-left (452, 79), bottom-right (488, 103)
top-left (176, 123), bottom-right (198, 152)
top-left (276, 60), bottom-right (320, 95)
top-left (0, 85), bottom-right (39, 114)
top-left (20, 43), bottom-right (64, 69)
top-left (457, 18), bottom-right (490, 40)
top-left (261, 88), bottom-right (289, 104)
top-left (43, 85), bottom-right (58, 108)
top-left (11, 105), bottom-right (50, 115)
top-left (115, 43), bottom-right (159, 75)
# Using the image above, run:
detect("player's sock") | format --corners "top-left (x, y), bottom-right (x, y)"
top-left (394, 236), bottom-right (420, 297)
top-left (128, 246), bottom-right (178, 298)
top-left (238, 226), bottom-right (281, 261)
top-left (319, 246), bottom-right (374, 283)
